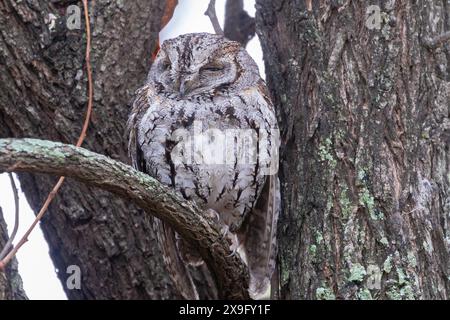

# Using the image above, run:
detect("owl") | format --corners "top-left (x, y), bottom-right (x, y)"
top-left (127, 33), bottom-right (280, 299)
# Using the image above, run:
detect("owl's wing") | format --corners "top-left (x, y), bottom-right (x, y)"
top-left (239, 174), bottom-right (280, 299)
top-left (127, 85), bottom-right (150, 171)
top-left (231, 80), bottom-right (280, 299)
top-left (127, 86), bottom-right (199, 300)
top-left (153, 219), bottom-right (200, 300)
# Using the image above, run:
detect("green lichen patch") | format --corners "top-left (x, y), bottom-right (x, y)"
top-left (397, 268), bottom-right (407, 286)
top-left (348, 263), bottom-right (366, 283)
top-left (356, 167), bottom-right (385, 221)
top-left (385, 267), bottom-right (416, 300)
top-left (379, 236), bottom-right (389, 246)
top-left (318, 138), bottom-right (337, 168)
top-left (359, 188), bottom-right (374, 216)
top-left (386, 283), bottom-right (415, 300)
top-left (383, 255), bottom-right (393, 273)
top-left (315, 231), bottom-right (323, 245)
top-left (357, 288), bottom-right (373, 300)
top-left (400, 285), bottom-right (415, 300)
top-left (366, 264), bottom-right (382, 290)
top-left (340, 186), bottom-right (353, 220)
top-left (316, 287), bottom-right (336, 300)
top-left (309, 244), bottom-right (317, 257)
top-left (386, 287), bottom-right (402, 300)
top-left (407, 252), bottom-right (417, 268)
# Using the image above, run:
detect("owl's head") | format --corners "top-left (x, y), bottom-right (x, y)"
top-left (148, 33), bottom-right (260, 99)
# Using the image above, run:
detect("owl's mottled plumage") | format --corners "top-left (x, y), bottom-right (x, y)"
top-left (127, 33), bottom-right (280, 299)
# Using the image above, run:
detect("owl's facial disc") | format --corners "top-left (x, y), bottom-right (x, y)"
top-left (152, 44), bottom-right (239, 99)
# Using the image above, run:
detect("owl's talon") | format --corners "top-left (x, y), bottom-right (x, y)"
top-left (220, 225), bottom-right (230, 240)
top-left (206, 209), bottom-right (221, 223)
top-left (221, 228), bottom-right (240, 257)
top-left (226, 248), bottom-right (237, 258)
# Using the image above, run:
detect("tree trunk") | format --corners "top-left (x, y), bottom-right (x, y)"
top-left (0, 207), bottom-right (27, 300)
top-left (0, 0), bottom-right (179, 299)
top-left (256, 0), bottom-right (449, 299)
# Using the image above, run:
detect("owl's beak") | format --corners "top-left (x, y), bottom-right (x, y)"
top-left (179, 76), bottom-right (198, 97)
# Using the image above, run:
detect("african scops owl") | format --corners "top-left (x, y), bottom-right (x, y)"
top-left (127, 33), bottom-right (280, 299)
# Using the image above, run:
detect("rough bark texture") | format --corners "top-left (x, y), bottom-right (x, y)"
top-left (256, 0), bottom-right (449, 299)
top-left (0, 0), bottom-right (179, 299)
top-left (0, 207), bottom-right (27, 300)
top-left (0, 138), bottom-right (250, 299)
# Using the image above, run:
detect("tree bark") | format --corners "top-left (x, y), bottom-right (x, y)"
top-left (224, 0), bottom-right (255, 47)
top-left (0, 207), bottom-right (27, 300)
top-left (256, 0), bottom-right (449, 299)
top-left (0, 0), bottom-right (179, 299)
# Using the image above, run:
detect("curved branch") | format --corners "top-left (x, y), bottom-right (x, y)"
top-left (0, 138), bottom-right (250, 299)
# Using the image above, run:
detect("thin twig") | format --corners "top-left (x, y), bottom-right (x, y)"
top-left (0, 0), bottom-right (94, 270)
top-left (0, 177), bottom-right (65, 269)
top-left (205, 0), bottom-right (224, 36)
top-left (0, 174), bottom-right (20, 260)
top-left (76, 0), bottom-right (94, 148)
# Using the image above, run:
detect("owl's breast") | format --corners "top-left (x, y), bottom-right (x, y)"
top-left (137, 92), bottom-right (278, 226)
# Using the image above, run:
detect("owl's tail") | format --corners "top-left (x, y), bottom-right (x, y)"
top-left (238, 174), bottom-right (280, 299)
top-left (153, 218), bottom-right (199, 300)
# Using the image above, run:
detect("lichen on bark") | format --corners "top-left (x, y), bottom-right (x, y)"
top-left (257, 0), bottom-right (450, 299)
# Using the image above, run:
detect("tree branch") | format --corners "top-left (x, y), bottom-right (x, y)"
top-left (0, 173), bottom-right (19, 260)
top-left (205, 0), bottom-right (224, 36)
top-left (0, 138), bottom-right (250, 300)
top-left (224, 0), bottom-right (255, 47)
